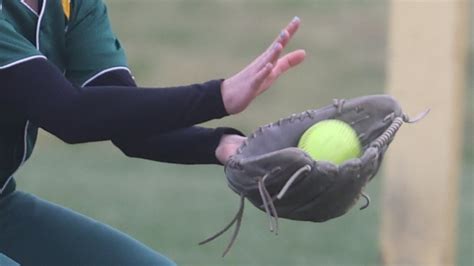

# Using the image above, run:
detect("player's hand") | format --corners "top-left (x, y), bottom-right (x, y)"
top-left (215, 134), bottom-right (247, 164)
top-left (221, 17), bottom-right (306, 115)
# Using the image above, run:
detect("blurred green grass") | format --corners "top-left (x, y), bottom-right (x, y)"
top-left (15, 1), bottom-right (473, 265)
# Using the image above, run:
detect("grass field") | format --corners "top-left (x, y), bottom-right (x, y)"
top-left (15, 1), bottom-right (473, 265)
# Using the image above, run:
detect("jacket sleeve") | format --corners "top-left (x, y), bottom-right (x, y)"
top-left (0, 18), bottom-right (45, 69)
top-left (65, 0), bottom-right (129, 87)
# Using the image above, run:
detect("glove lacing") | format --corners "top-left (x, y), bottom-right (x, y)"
top-left (360, 109), bottom-right (430, 210)
top-left (198, 194), bottom-right (245, 257)
top-left (199, 164), bottom-right (311, 257)
top-left (258, 164), bottom-right (312, 235)
top-left (372, 109), bottom-right (430, 150)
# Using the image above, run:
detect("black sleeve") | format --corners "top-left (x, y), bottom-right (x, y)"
top-left (86, 69), bottom-right (245, 165)
top-left (0, 58), bottom-right (229, 144)
top-left (114, 126), bottom-right (244, 164)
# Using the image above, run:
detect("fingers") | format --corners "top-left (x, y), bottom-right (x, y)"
top-left (250, 17), bottom-right (301, 70)
top-left (254, 42), bottom-right (283, 73)
top-left (268, 16), bottom-right (300, 52)
top-left (272, 49), bottom-right (306, 77)
top-left (253, 15), bottom-right (300, 71)
top-left (253, 62), bottom-right (274, 89)
top-left (256, 49), bottom-right (306, 95)
top-left (287, 16), bottom-right (301, 38)
top-left (278, 16), bottom-right (301, 49)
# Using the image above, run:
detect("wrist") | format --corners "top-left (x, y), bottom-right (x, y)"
top-left (215, 134), bottom-right (246, 164)
top-left (220, 79), bottom-right (233, 115)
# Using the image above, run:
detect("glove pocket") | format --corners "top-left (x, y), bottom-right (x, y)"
top-left (285, 158), bottom-right (371, 222)
top-left (225, 147), bottom-right (311, 195)
top-left (268, 160), bottom-right (340, 220)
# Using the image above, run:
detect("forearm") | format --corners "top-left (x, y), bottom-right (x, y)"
top-left (85, 64), bottom-right (245, 165)
top-left (0, 58), bottom-right (228, 143)
top-left (113, 127), bottom-right (243, 165)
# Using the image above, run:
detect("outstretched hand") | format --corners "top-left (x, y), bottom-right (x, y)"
top-left (221, 17), bottom-right (306, 115)
top-left (216, 17), bottom-right (305, 164)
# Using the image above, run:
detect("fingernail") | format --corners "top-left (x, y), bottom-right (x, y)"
top-left (292, 16), bottom-right (300, 22)
top-left (273, 43), bottom-right (280, 50)
top-left (279, 31), bottom-right (286, 39)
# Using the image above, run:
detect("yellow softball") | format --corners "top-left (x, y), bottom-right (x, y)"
top-left (297, 119), bottom-right (362, 165)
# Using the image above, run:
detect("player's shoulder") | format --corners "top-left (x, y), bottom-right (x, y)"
top-left (72, 0), bottom-right (107, 17)
top-left (0, 12), bottom-right (16, 36)
top-left (0, 18), bottom-right (42, 69)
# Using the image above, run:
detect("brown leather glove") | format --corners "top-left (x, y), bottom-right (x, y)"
top-left (201, 95), bottom-right (429, 256)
